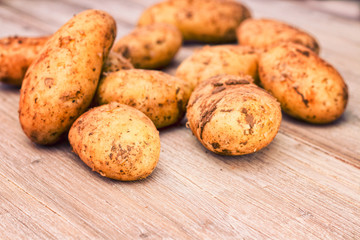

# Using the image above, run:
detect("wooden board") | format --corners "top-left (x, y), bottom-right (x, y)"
top-left (0, 0), bottom-right (359, 239)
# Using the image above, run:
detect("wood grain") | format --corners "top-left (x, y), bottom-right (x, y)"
top-left (0, 0), bottom-right (359, 239)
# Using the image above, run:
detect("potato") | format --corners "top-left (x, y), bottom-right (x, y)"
top-left (237, 18), bottom-right (320, 54)
top-left (0, 36), bottom-right (49, 87)
top-left (95, 69), bottom-right (191, 128)
top-left (19, 10), bottom-right (116, 145)
top-left (187, 74), bottom-right (282, 155)
top-left (69, 103), bottom-right (160, 181)
top-left (113, 23), bottom-right (182, 69)
top-left (102, 51), bottom-right (134, 73)
top-left (176, 45), bottom-right (258, 91)
top-left (259, 43), bottom-right (348, 124)
top-left (137, 0), bottom-right (251, 43)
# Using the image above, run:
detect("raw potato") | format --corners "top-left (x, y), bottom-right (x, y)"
top-left (113, 23), bottom-right (182, 69)
top-left (102, 51), bottom-right (134, 73)
top-left (19, 10), bottom-right (116, 145)
top-left (259, 43), bottom-right (348, 124)
top-left (69, 103), bottom-right (160, 181)
top-left (187, 74), bottom-right (282, 155)
top-left (137, 0), bottom-right (251, 43)
top-left (176, 45), bottom-right (258, 91)
top-left (0, 36), bottom-right (49, 87)
top-left (237, 18), bottom-right (320, 53)
top-left (96, 69), bottom-right (191, 128)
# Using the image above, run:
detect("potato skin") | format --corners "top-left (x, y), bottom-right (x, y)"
top-left (259, 43), bottom-right (348, 124)
top-left (0, 36), bottom-right (49, 87)
top-left (102, 51), bottom-right (134, 73)
top-left (137, 0), bottom-right (251, 43)
top-left (187, 74), bottom-right (281, 155)
top-left (237, 19), bottom-right (320, 54)
top-left (96, 69), bottom-right (191, 128)
top-left (19, 10), bottom-right (116, 145)
top-left (176, 45), bottom-right (258, 91)
top-left (69, 103), bottom-right (160, 181)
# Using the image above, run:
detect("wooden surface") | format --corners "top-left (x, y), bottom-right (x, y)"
top-left (0, 0), bottom-right (360, 239)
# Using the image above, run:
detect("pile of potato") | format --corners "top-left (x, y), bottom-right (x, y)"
top-left (0, 0), bottom-right (348, 181)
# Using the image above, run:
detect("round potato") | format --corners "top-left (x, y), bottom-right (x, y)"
top-left (176, 45), bottom-right (258, 91)
top-left (69, 103), bottom-right (160, 181)
top-left (237, 18), bottom-right (320, 53)
top-left (259, 43), bottom-right (348, 124)
top-left (0, 36), bottom-right (49, 87)
top-left (187, 74), bottom-right (282, 155)
top-left (113, 23), bottom-right (182, 69)
top-left (96, 69), bottom-right (191, 128)
top-left (137, 0), bottom-right (251, 43)
top-left (102, 51), bottom-right (134, 73)
top-left (19, 10), bottom-right (116, 145)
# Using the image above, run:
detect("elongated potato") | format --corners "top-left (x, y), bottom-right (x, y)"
top-left (237, 18), bottom-right (320, 53)
top-left (113, 23), bottom-right (182, 69)
top-left (19, 10), bottom-right (116, 145)
top-left (259, 43), bottom-right (348, 124)
top-left (187, 74), bottom-right (282, 155)
top-left (176, 45), bottom-right (258, 91)
top-left (0, 36), bottom-right (49, 86)
top-left (138, 0), bottom-right (251, 43)
top-left (96, 69), bottom-right (191, 128)
top-left (69, 103), bottom-right (160, 181)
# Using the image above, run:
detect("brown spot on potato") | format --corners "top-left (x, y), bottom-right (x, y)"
top-left (225, 79), bottom-right (250, 85)
top-left (118, 45), bottom-right (130, 58)
top-left (293, 86), bottom-right (309, 107)
top-left (221, 149), bottom-right (231, 154)
top-left (211, 142), bottom-right (220, 149)
top-left (296, 48), bottom-right (310, 57)
top-left (245, 114), bottom-right (255, 128)
top-left (213, 82), bottom-right (224, 87)
top-left (44, 78), bottom-right (54, 88)
top-left (220, 109), bottom-right (233, 112)
top-left (156, 39), bottom-right (164, 44)
top-left (212, 86), bottom-right (226, 94)
top-left (199, 98), bottom-right (221, 139)
top-left (177, 99), bottom-right (184, 115)
top-left (59, 36), bottom-right (75, 48)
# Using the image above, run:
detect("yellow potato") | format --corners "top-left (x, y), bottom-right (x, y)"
top-left (19, 10), bottom-right (116, 145)
top-left (237, 18), bottom-right (320, 53)
top-left (176, 45), bottom-right (258, 91)
top-left (102, 51), bottom-right (134, 73)
top-left (69, 103), bottom-right (160, 181)
top-left (96, 69), bottom-right (191, 128)
top-left (259, 43), bottom-right (348, 123)
top-left (113, 23), bottom-right (182, 69)
top-left (137, 0), bottom-right (251, 43)
top-left (0, 36), bottom-right (49, 87)
top-left (187, 74), bottom-right (282, 155)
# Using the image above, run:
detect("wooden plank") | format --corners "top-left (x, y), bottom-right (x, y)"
top-left (0, 175), bottom-right (87, 239)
